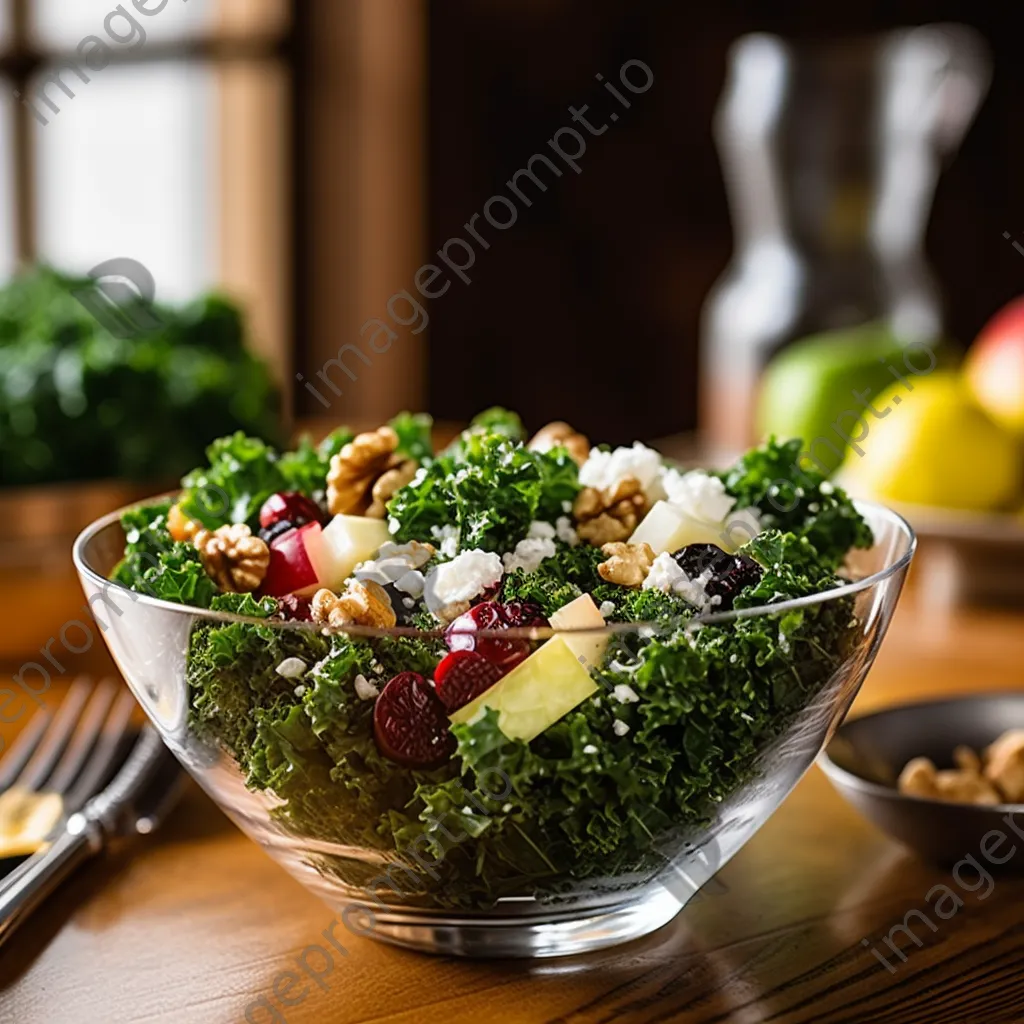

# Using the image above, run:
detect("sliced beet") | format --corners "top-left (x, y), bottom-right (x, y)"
top-left (499, 600), bottom-right (547, 628)
top-left (444, 601), bottom-right (529, 669)
top-left (373, 672), bottom-right (455, 769)
top-left (433, 650), bottom-right (504, 713)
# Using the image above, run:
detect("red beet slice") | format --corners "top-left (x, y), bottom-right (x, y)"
top-left (500, 601), bottom-right (548, 628)
top-left (275, 594), bottom-right (313, 621)
top-left (433, 650), bottom-right (504, 713)
top-left (373, 672), bottom-right (455, 769)
top-left (444, 601), bottom-right (529, 669)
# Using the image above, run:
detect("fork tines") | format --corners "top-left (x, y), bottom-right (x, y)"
top-left (0, 678), bottom-right (138, 814)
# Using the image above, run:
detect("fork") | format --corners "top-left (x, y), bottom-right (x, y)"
top-left (0, 677), bottom-right (137, 860)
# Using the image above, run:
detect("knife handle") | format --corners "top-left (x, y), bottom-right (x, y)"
top-left (0, 814), bottom-right (103, 947)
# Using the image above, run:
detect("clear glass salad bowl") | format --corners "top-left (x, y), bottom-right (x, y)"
top-left (73, 500), bottom-right (914, 959)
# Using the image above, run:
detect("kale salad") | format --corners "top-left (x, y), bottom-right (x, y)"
top-left (111, 409), bottom-right (873, 907)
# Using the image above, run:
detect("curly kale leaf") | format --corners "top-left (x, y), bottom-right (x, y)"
top-left (717, 437), bottom-right (873, 568)
top-left (277, 427), bottom-right (354, 498)
top-left (441, 407), bottom-right (526, 458)
top-left (388, 433), bottom-right (579, 555)
top-left (389, 411), bottom-right (434, 462)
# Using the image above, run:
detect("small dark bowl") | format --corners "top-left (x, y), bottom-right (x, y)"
top-left (820, 694), bottom-right (1024, 868)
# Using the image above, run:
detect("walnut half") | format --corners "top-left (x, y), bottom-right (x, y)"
top-left (597, 541), bottom-right (656, 588)
top-left (327, 426), bottom-right (410, 517)
top-left (528, 420), bottom-right (590, 466)
top-left (574, 476), bottom-right (649, 546)
top-left (311, 580), bottom-right (397, 630)
top-left (194, 524), bottom-right (269, 593)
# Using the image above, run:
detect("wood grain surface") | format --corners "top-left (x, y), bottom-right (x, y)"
top-left (2, 586), bottom-right (1024, 1024)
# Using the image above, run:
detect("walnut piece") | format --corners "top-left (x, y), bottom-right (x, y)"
top-left (528, 420), bottom-right (590, 466)
top-left (167, 503), bottom-right (199, 544)
top-left (597, 541), bottom-right (656, 588)
top-left (311, 580), bottom-right (397, 630)
top-left (898, 752), bottom-right (1002, 806)
top-left (897, 757), bottom-right (938, 798)
top-left (574, 476), bottom-right (649, 546)
top-left (984, 729), bottom-right (1024, 802)
top-left (194, 524), bottom-right (269, 593)
top-left (365, 458), bottom-right (418, 518)
top-left (326, 426), bottom-right (401, 516)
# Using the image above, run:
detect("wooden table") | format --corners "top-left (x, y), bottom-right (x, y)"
top-left (2, 588), bottom-right (1024, 1024)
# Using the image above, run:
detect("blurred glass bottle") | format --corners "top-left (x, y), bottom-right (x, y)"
top-left (700, 25), bottom-right (990, 449)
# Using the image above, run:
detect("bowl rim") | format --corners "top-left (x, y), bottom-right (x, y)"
top-left (819, 692), bottom-right (1024, 814)
top-left (72, 496), bottom-right (917, 639)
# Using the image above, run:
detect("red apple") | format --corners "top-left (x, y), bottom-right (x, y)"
top-left (260, 522), bottom-right (323, 597)
top-left (965, 296), bottom-right (1024, 436)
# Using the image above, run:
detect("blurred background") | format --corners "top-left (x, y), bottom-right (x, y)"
top-left (3, 0), bottom-right (1024, 662)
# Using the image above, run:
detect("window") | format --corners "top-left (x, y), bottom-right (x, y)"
top-left (0, 0), bottom-right (294, 390)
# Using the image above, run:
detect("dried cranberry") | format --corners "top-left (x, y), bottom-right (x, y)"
top-left (500, 601), bottom-right (547, 628)
top-left (444, 601), bottom-right (529, 669)
top-left (259, 519), bottom-right (297, 544)
top-left (373, 672), bottom-right (455, 769)
top-left (259, 492), bottom-right (324, 530)
top-left (276, 594), bottom-right (312, 621)
top-left (672, 543), bottom-right (763, 611)
top-left (434, 651), bottom-right (504, 713)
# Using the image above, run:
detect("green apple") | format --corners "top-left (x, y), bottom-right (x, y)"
top-left (449, 636), bottom-right (598, 742)
top-left (311, 514), bottom-right (391, 589)
top-left (756, 323), bottom-right (912, 473)
top-left (629, 500), bottom-right (733, 555)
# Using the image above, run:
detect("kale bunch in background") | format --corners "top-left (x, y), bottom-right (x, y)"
top-left (387, 410), bottom-right (578, 555)
top-left (0, 266), bottom-right (281, 487)
top-left (717, 436), bottom-right (873, 568)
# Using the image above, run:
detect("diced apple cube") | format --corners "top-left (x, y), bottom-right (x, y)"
top-left (450, 636), bottom-right (598, 742)
top-left (549, 593), bottom-right (608, 670)
top-left (311, 514), bottom-right (392, 590)
top-left (629, 500), bottom-right (734, 556)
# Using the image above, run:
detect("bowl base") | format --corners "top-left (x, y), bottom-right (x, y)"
top-left (321, 885), bottom-right (686, 958)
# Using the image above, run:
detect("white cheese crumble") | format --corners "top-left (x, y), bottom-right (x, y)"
top-left (661, 468), bottom-right (736, 522)
top-left (293, 684), bottom-right (306, 697)
top-left (561, 500), bottom-right (573, 514)
top-left (555, 515), bottom-right (579, 547)
top-left (579, 442), bottom-right (666, 499)
top-left (642, 552), bottom-right (712, 610)
top-left (275, 657), bottom-right (307, 679)
top-left (353, 673), bottom-right (379, 700)
top-left (503, 536), bottom-right (557, 574)
top-left (598, 600), bottom-right (616, 618)
top-left (613, 719), bottom-right (630, 737)
top-left (430, 524), bottom-right (460, 559)
top-left (394, 569), bottom-right (425, 598)
top-left (583, 744), bottom-right (598, 754)
top-left (527, 520), bottom-right (556, 540)
top-left (820, 480), bottom-right (834, 495)
top-left (402, 597), bottom-right (415, 609)
top-left (612, 683), bottom-right (640, 704)
top-left (424, 549), bottom-right (503, 616)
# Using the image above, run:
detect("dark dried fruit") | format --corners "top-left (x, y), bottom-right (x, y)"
top-left (500, 600), bottom-right (547, 628)
top-left (381, 581), bottom-right (420, 626)
top-left (259, 519), bottom-right (297, 545)
top-left (434, 650), bottom-right (504, 712)
top-left (672, 543), bottom-right (763, 611)
top-left (275, 594), bottom-right (312, 621)
top-left (373, 672), bottom-right (454, 768)
top-left (444, 601), bottom-right (529, 669)
top-left (259, 491), bottom-right (325, 530)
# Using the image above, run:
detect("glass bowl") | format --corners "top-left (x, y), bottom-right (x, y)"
top-left (73, 500), bottom-right (914, 958)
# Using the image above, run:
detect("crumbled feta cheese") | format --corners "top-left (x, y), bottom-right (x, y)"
top-left (582, 744), bottom-right (598, 754)
top-left (579, 442), bottom-right (666, 498)
top-left (394, 569), bottom-right (425, 598)
top-left (613, 719), bottom-right (630, 737)
top-left (598, 600), bottom-right (616, 618)
top-left (502, 803), bottom-right (513, 813)
top-left (820, 480), bottom-right (834, 494)
top-left (424, 549), bottom-right (503, 616)
top-left (275, 657), bottom-right (307, 679)
top-left (561, 500), bottom-right (573, 514)
top-left (353, 673), bottom-right (379, 700)
top-left (430, 524), bottom-right (460, 559)
top-left (555, 515), bottom-right (578, 547)
top-left (503, 537), bottom-right (556, 574)
top-left (410, 466), bottom-right (428, 487)
top-left (807, 502), bottom-right (820, 513)
top-left (642, 552), bottom-right (713, 610)
top-left (293, 684), bottom-right (306, 697)
top-left (527, 520), bottom-right (556, 540)
top-left (612, 683), bottom-right (640, 704)
top-left (388, 516), bottom-right (401, 535)
top-left (661, 468), bottom-right (736, 522)
top-left (402, 597), bottom-right (415, 609)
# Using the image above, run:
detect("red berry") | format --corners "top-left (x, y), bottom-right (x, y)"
top-left (373, 672), bottom-right (455, 769)
top-left (276, 594), bottom-right (312, 621)
top-left (259, 491), bottom-right (324, 530)
top-left (433, 651), bottom-right (503, 713)
top-left (444, 601), bottom-right (529, 668)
